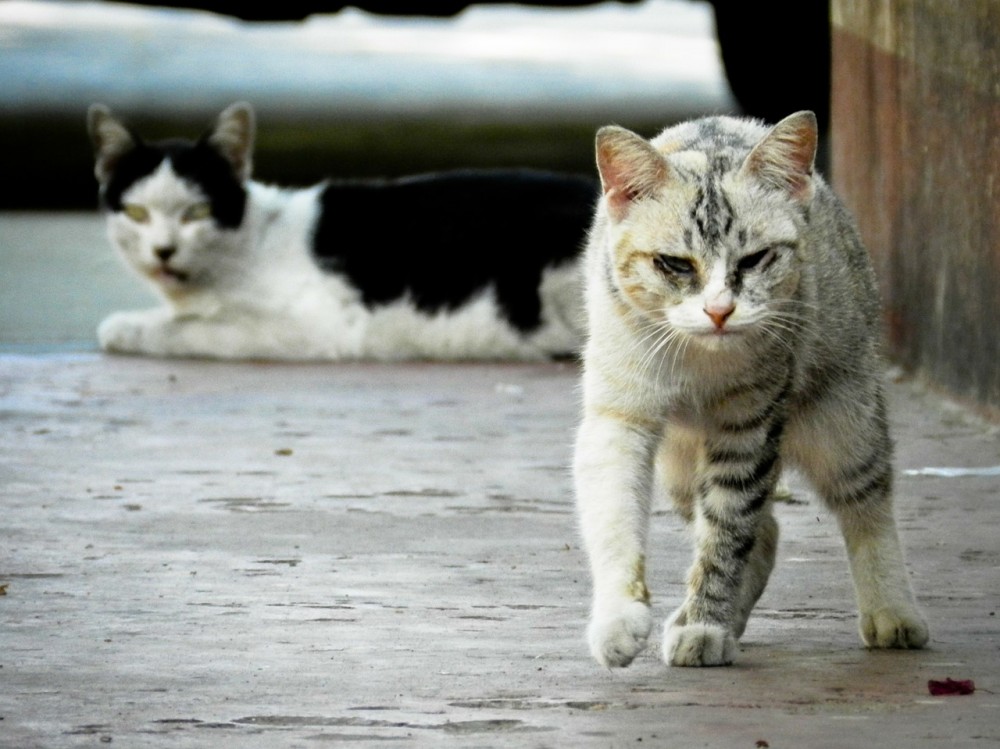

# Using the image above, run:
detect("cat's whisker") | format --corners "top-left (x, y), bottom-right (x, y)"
top-left (759, 313), bottom-right (804, 335)
top-left (660, 327), bottom-right (691, 382)
top-left (650, 328), bottom-right (684, 383)
top-left (759, 311), bottom-right (810, 351)
top-left (609, 314), bottom-right (677, 375)
top-left (635, 316), bottom-right (686, 380)
top-left (756, 322), bottom-right (802, 360)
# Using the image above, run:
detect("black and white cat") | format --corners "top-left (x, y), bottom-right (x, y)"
top-left (88, 102), bottom-right (595, 360)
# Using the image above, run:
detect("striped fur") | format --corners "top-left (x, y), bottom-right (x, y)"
top-left (575, 112), bottom-right (928, 668)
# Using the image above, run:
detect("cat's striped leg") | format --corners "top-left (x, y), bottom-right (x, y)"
top-left (732, 508), bottom-right (778, 639)
top-left (575, 410), bottom-right (659, 668)
top-left (793, 386), bottom-right (928, 648)
top-left (657, 427), bottom-right (776, 640)
top-left (801, 390), bottom-right (928, 649)
top-left (663, 411), bottom-right (784, 666)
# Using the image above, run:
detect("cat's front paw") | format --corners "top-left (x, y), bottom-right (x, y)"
top-left (98, 310), bottom-right (166, 355)
top-left (587, 600), bottom-right (652, 668)
top-left (859, 606), bottom-right (929, 649)
top-left (663, 614), bottom-right (737, 667)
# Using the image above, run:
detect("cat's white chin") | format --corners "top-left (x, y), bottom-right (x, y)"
top-left (685, 328), bottom-right (751, 352)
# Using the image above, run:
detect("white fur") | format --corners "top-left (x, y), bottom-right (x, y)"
top-left (588, 599), bottom-right (653, 668)
top-left (662, 608), bottom-right (737, 667)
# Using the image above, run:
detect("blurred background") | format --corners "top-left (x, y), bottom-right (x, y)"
top-left (0, 0), bottom-right (833, 210)
top-left (1, 0), bottom-right (996, 419)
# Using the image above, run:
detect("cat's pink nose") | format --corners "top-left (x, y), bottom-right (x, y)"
top-left (705, 302), bottom-right (735, 329)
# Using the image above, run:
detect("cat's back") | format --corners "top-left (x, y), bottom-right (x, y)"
top-left (313, 169), bottom-right (596, 265)
top-left (310, 169), bottom-right (597, 332)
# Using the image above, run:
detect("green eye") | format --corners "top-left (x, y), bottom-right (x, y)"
top-left (181, 203), bottom-right (212, 223)
top-left (123, 204), bottom-right (149, 223)
top-left (654, 254), bottom-right (696, 276)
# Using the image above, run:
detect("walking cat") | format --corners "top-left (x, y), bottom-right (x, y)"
top-left (574, 111), bottom-right (929, 667)
top-left (87, 102), bottom-right (595, 360)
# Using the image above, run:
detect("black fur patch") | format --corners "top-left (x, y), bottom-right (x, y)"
top-left (170, 140), bottom-right (247, 228)
top-left (100, 141), bottom-right (165, 212)
top-left (100, 136), bottom-right (247, 229)
top-left (312, 170), bottom-right (598, 332)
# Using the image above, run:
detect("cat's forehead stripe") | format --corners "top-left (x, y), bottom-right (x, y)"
top-left (689, 173), bottom-right (735, 254)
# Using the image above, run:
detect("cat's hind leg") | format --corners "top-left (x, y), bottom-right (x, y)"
top-left (837, 505), bottom-right (928, 649)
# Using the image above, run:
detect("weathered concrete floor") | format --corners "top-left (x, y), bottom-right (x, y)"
top-left (2, 354), bottom-right (998, 748)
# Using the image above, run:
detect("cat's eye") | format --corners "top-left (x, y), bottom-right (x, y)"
top-left (181, 203), bottom-right (212, 223)
top-left (123, 204), bottom-right (150, 223)
top-left (737, 247), bottom-right (777, 273)
top-left (654, 254), bottom-right (696, 276)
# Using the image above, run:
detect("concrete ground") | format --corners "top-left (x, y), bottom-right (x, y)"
top-left (2, 224), bottom-right (999, 746)
top-left (2, 355), bottom-right (999, 749)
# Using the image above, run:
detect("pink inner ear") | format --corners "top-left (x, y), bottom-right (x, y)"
top-left (783, 159), bottom-right (812, 201)
top-left (597, 146), bottom-right (633, 221)
top-left (597, 143), bottom-right (627, 196)
top-left (784, 123), bottom-right (817, 196)
top-left (604, 187), bottom-right (638, 222)
top-left (596, 134), bottom-right (668, 221)
top-left (741, 112), bottom-right (818, 203)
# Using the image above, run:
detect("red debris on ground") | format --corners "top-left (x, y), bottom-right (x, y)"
top-left (928, 678), bottom-right (976, 696)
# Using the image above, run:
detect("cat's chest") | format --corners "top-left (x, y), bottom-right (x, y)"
top-left (620, 349), bottom-right (790, 428)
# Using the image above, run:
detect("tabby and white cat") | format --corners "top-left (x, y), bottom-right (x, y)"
top-left (88, 102), bottom-right (594, 360)
top-left (574, 111), bottom-right (929, 667)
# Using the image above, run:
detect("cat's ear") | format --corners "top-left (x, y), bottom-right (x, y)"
top-left (207, 102), bottom-right (255, 182)
top-left (596, 126), bottom-right (671, 222)
top-left (87, 104), bottom-right (136, 186)
top-left (740, 111), bottom-right (818, 203)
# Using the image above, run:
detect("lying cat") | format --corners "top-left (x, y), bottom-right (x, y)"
top-left (87, 102), bottom-right (595, 360)
top-left (575, 111), bottom-right (929, 667)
